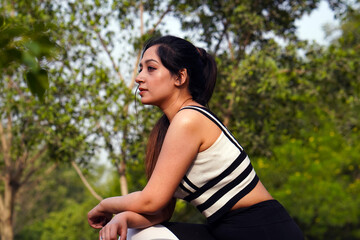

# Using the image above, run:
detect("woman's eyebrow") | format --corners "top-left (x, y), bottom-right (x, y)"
top-left (139, 59), bottom-right (159, 67)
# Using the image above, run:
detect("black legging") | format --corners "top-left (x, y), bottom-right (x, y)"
top-left (163, 200), bottom-right (304, 240)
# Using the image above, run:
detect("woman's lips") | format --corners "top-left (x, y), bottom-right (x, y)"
top-left (138, 88), bottom-right (147, 96)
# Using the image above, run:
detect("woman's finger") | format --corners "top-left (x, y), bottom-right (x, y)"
top-left (120, 227), bottom-right (127, 240)
top-left (109, 225), bottom-right (119, 240)
top-left (99, 228), bottom-right (104, 240)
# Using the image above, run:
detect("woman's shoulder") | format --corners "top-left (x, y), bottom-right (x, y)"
top-left (172, 106), bottom-right (205, 129)
top-left (172, 105), bottom-right (220, 135)
top-left (174, 105), bottom-right (223, 151)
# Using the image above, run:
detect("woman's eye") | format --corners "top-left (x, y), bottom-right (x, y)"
top-left (138, 68), bottom-right (142, 73)
top-left (148, 66), bottom-right (156, 72)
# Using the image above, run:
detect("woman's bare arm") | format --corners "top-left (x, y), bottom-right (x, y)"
top-left (88, 110), bottom-right (203, 227)
top-left (99, 199), bottom-right (176, 240)
top-left (125, 198), bottom-right (176, 228)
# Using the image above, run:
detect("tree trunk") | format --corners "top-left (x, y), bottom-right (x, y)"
top-left (118, 160), bottom-right (128, 196)
top-left (0, 178), bottom-right (17, 240)
top-left (1, 215), bottom-right (14, 240)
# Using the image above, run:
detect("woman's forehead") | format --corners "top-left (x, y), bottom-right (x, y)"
top-left (142, 46), bottom-right (160, 62)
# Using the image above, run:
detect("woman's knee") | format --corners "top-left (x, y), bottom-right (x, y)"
top-left (125, 224), bottom-right (179, 240)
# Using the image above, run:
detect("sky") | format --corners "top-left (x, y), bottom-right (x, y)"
top-left (162, 0), bottom-right (340, 46)
top-left (295, 1), bottom-right (340, 45)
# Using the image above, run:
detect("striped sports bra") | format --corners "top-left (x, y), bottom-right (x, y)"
top-left (173, 106), bottom-right (259, 223)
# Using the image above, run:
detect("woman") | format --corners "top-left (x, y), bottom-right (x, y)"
top-left (87, 35), bottom-right (304, 240)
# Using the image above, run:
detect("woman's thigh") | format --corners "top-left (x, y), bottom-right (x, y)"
top-left (210, 200), bottom-right (304, 240)
top-left (126, 224), bottom-right (179, 240)
top-left (126, 222), bottom-right (216, 240)
top-left (162, 222), bottom-right (216, 240)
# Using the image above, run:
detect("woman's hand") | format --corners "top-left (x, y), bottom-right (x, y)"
top-left (87, 204), bottom-right (113, 229)
top-left (99, 213), bottom-right (128, 240)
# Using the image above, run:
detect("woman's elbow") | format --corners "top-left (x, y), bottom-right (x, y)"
top-left (139, 194), bottom-right (168, 215)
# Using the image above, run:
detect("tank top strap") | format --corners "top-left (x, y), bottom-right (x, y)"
top-left (179, 106), bottom-right (244, 151)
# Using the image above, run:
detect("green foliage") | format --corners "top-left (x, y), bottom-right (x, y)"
top-left (14, 166), bottom-right (98, 239)
top-left (41, 200), bottom-right (98, 240)
top-left (2, 0), bottom-right (359, 240)
top-left (254, 119), bottom-right (360, 239)
top-left (212, 39), bottom-right (312, 157)
top-left (0, 7), bottom-right (59, 101)
top-left (173, 0), bottom-right (347, 58)
top-left (17, 200), bottom-right (99, 240)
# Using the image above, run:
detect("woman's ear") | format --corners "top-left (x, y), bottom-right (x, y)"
top-left (175, 68), bottom-right (188, 87)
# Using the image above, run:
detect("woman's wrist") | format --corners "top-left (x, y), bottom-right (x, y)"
top-left (113, 212), bottom-right (128, 222)
top-left (97, 199), bottom-right (108, 213)
top-left (97, 197), bottom-right (126, 215)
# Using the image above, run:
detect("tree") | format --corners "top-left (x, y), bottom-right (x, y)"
top-left (171, 0), bottom-right (348, 156)
top-left (3, 0), bottom-right (358, 239)
top-left (171, 0), bottom-right (359, 238)
top-left (50, 0), bottom-right (178, 197)
top-left (14, 165), bottom-right (104, 240)
top-left (250, 2), bottom-right (360, 238)
top-left (0, 4), bottom-right (58, 101)
top-left (0, 0), bottom-right (178, 239)
top-left (0, 2), bottom-right (64, 239)
top-left (254, 119), bottom-right (360, 239)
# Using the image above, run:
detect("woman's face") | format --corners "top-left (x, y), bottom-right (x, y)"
top-left (136, 45), bottom-right (178, 107)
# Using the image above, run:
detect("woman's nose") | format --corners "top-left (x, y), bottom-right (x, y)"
top-left (135, 73), bottom-right (144, 84)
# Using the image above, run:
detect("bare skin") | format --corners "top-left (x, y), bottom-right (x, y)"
top-left (88, 45), bottom-right (272, 240)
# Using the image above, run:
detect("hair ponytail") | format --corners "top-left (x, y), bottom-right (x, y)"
top-left (143, 36), bottom-right (217, 178)
top-left (196, 47), bottom-right (217, 106)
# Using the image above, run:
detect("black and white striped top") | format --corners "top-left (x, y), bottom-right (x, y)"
top-left (173, 106), bottom-right (259, 223)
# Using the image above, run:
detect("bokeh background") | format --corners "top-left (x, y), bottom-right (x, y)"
top-left (1, 0), bottom-right (359, 239)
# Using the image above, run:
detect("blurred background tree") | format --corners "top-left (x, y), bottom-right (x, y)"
top-left (1, 0), bottom-right (359, 239)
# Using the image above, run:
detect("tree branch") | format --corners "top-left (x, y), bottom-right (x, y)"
top-left (27, 145), bottom-right (48, 165)
top-left (19, 146), bottom-right (48, 185)
top-left (8, 76), bottom-right (25, 99)
top-left (222, 32), bottom-right (238, 127)
top-left (129, 50), bottom-right (142, 90)
top-left (0, 184), bottom-right (4, 214)
top-left (148, 4), bottom-right (172, 35)
top-left (127, 1), bottom-right (145, 90)
top-left (140, 1), bottom-right (144, 35)
top-left (14, 150), bottom-right (28, 180)
top-left (226, 31), bottom-right (235, 61)
top-left (214, 20), bottom-right (228, 55)
top-left (15, 132), bottom-right (28, 171)
top-left (7, 113), bottom-right (12, 153)
top-left (223, 90), bottom-right (236, 127)
top-left (0, 121), bottom-right (10, 168)
top-left (128, 2), bottom-right (172, 90)
top-left (93, 27), bottom-right (125, 83)
top-left (71, 161), bottom-right (103, 201)
top-left (25, 163), bottom-right (58, 188)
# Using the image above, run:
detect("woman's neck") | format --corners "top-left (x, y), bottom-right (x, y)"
top-left (161, 95), bottom-right (198, 122)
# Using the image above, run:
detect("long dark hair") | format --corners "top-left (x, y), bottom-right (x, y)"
top-left (143, 35), bottom-right (217, 178)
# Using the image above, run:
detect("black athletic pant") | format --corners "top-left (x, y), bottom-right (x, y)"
top-left (164, 200), bottom-right (304, 240)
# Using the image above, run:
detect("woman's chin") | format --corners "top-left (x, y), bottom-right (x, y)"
top-left (140, 98), bottom-right (153, 105)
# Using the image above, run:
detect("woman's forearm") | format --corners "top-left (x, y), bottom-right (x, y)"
top-left (120, 199), bottom-right (176, 229)
top-left (98, 191), bottom-right (169, 215)
top-left (88, 192), bottom-right (175, 229)
top-left (97, 208), bottom-right (173, 239)
top-left (122, 211), bottom-right (167, 229)
top-left (97, 191), bottom-right (151, 214)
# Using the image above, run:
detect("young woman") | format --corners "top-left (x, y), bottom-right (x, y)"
top-left (87, 35), bottom-right (304, 240)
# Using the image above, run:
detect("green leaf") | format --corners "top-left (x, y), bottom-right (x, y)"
top-left (25, 69), bottom-right (49, 101)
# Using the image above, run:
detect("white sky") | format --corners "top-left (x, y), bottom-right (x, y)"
top-left (162, 0), bottom-right (340, 46)
top-left (295, 0), bottom-right (339, 45)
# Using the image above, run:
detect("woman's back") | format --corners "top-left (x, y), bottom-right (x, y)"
top-left (173, 106), bottom-right (271, 223)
